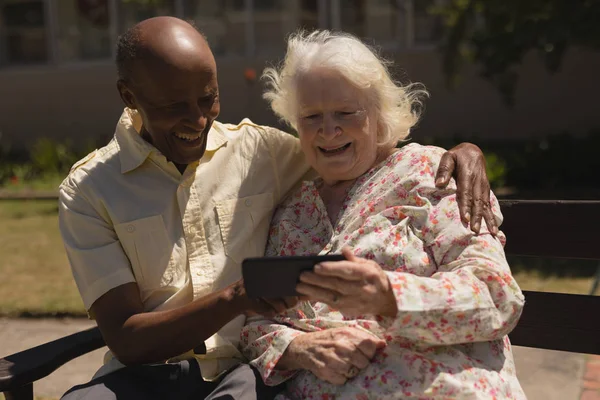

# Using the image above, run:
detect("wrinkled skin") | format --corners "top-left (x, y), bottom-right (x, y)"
top-left (436, 143), bottom-right (497, 235)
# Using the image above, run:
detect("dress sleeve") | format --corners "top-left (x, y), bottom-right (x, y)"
top-left (379, 145), bottom-right (525, 345)
top-left (240, 314), bottom-right (307, 386)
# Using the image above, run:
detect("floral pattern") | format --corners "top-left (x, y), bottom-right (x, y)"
top-left (240, 143), bottom-right (526, 399)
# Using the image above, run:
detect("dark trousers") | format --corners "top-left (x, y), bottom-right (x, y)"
top-left (61, 361), bottom-right (281, 400)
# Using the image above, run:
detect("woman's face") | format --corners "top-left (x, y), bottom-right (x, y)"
top-left (295, 69), bottom-right (380, 185)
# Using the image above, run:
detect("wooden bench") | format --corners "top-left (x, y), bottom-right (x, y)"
top-left (1, 200), bottom-right (599, 400)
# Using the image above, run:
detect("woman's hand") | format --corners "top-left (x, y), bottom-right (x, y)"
top-left (279, 327), bottom-right (386, 385)
top-left (296, 248), bottom-right (397, 318)
top-left (435, 142), bottom-right (498, 236)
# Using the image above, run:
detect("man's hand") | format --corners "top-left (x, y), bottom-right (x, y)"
top-left (435, 142), bottom-right (498, 236)
top-left (233, 279), bottom-right (299, 318)
top-left (278, 327), bottom-right (386, 385)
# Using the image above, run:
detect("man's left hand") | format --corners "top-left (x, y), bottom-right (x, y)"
top-left (434, 142), bottom-right (498, 236)
top-left (296, 248), bottom-right (397, 318)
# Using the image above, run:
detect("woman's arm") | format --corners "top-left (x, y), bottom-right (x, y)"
top-left (380, 148), bottom-right (524, 345)
top-left (240, 314), bottom-right (307, 385)
top-left (241, 314), bottom-right (385, 386)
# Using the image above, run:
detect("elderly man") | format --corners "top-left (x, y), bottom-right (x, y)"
top-left (59, 16), bottom-right (496, 400)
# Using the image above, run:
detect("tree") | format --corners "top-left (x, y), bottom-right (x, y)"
top-left (435, 0), bottom-right (600, 105)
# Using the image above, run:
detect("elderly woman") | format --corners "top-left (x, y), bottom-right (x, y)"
top-left (240, 30), bottom-right (526, 400)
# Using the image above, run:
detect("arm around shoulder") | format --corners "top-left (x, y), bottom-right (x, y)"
top-left (381, 146), bottom-right (524, 345)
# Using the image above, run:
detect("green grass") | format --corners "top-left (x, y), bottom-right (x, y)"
top-left (0, 173), bottom-right (64, 192)
top-left (0, 200), bottom-right (85, 317)
top-left (513, 270), bottom-right (596, 295)
top-left (0, 201), bottom-right (596, 317)
top-left (509, 255), bottom-right (599, 296)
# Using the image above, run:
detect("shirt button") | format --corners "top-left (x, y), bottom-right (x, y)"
top-left (126, 224), bottom-right (135, 233)
top-left (245, 199), bottom-right (252, 207)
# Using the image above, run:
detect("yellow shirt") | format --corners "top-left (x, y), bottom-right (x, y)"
top-left (58, 109), bottom-right (310, 380)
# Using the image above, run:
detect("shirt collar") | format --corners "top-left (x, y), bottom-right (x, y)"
top-left (206, 123), bottom-right (228, 152)
top-left (115, 108), bottom-right (229, 174)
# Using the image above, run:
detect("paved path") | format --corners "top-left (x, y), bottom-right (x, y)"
top-left (581, 356), bottom-right (600, 400)
top-left (0, 318), bottom-right (593, 399)
top-left (0, 318), bottom-right (106, 399)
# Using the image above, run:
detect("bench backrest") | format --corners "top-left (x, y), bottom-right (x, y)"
top-left (500, 200), bottom-right (600, 355)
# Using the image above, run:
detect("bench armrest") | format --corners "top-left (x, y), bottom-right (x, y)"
top-left (0, 326), bottom-right (105, 392)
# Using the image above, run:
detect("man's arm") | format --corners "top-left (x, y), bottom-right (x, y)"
top-left (262, 131), bottom-right (495, 236)
top-left (91, 281), bottom-right (264, 365)
top-left (59, 181), bottom-right (287, 366)
top-left (435, 142), bottom-right (498, 235)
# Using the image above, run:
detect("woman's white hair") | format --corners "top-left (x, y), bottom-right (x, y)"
top-left (263, 30), bottom-right (429, 148)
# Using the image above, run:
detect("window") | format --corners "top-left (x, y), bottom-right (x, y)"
top-left (339, 0), bottom-right (404, 47)
top-left (118, 0), bottom-right (175, 34)
top-left (253, 0), bottom-right (319, 55)
top-left (339, 0), bottom-right (366, 39)
top-left (299, 0), bottom-right (319, 31)
top-left (55, 0), bottom-right (111, 62)
top-left (0, 0), bottom-right (47, 66)
top-left (414, 0), bottom-right (443, 45)
top-left (183, 0), bottom-right (246, 56)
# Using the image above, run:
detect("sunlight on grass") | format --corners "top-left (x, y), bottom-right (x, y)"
top-left (0, 200), bottom-right (85, 317)
top-left (513, 270), bottom-right (595, 295)
top-left (509, 255), bottom-right (598, 296)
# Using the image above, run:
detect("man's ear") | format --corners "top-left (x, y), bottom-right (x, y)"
top-left (117, 79), bottom-right (137, 109)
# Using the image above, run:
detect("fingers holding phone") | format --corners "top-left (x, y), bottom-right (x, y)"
top-left (296, 248), bottom-right (397, 317)
top-left (248, 296), bottom-right (300, 318)
top-left (233, 279), bottom-right (299, 318)
top-left (242, 254), bottom-right (346, 299)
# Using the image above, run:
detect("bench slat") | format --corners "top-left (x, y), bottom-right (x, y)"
top-left (499, 200), bottom-right (600, 260)
top-left (509, 291), bottom-right (600, 354)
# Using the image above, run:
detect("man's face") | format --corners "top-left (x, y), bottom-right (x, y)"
top-left (119, 56), bottom-right (220, 165)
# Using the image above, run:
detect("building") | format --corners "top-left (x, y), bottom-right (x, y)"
top-left (1, 0), bottom-right (599, 150)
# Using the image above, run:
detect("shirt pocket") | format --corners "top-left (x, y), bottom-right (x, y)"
top-left (215, 192), bottom-right (274, 264)
top-left (114, 215), bottom-right (178, 296)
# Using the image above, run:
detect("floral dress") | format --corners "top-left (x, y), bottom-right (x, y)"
top-left (240, 143), bottom-right (526, 399)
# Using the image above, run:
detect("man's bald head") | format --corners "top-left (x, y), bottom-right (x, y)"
top-left (115, 17), bottom-right (220, 168)
top-left (115, 16), bottom-right (211, 83)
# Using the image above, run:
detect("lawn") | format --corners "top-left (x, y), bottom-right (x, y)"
top-left (0, 173), bottom-right (64, 193)
top-left (0, 200), bottom-right (85, 317)
top-left (0, 200), bottom-right (597, 317)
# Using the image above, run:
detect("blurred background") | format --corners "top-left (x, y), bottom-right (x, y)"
top-left (0, 1), bottom-right (599, 399)
top-left (1, 0), bottom-right (599, 197)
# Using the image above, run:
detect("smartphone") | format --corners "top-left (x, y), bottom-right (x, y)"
top-left (242, 254), bottom-right (346, 299)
